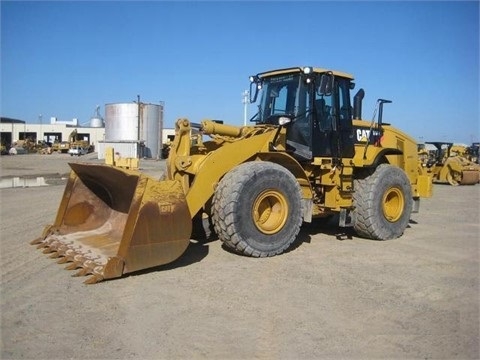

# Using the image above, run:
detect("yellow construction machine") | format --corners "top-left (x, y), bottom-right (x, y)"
top-left (31, 66), bottom-right (433, 284)
top-left (451, 143), bottom-right (480, 165)
top-left (52, 140), bottom-right (71, 153)
top-left (450, 144), bottom-right (469, 158)
top-left (70, 128), bottom-right (95, 153)
top-left (424, 142), bottom-right (479, 186)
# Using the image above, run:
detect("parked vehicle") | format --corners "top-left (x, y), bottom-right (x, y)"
top-left (68, 146), bottom-right (87, 156)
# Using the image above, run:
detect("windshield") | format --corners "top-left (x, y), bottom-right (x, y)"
top-left (253, 74), bottom-right (308, 124)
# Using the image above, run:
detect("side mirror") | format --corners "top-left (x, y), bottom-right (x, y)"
top-left (249, 81), bottom-right (257, 103)
top-left (249, 76), bottom-right (262, 103)
top-left (317, 73), bottom-right (333, 96)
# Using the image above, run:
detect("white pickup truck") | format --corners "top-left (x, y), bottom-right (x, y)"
top-left (68, 146), bottom-right (87, 156)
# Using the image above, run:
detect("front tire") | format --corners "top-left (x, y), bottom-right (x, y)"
top-left (353, 164), bottom-right (413, 240)
top-left (212, 162), bottom-right (303, 257)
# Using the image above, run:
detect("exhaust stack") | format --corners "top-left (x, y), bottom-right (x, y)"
top-left (353, 89), bottom-right (365, 120)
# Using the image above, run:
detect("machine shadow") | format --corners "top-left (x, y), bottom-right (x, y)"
top-left (121, 240), bottom-right (211, 281)
top-left (300, 216), bottom-right (356, 242)
top-left (121, 210), bottom-right (420, 281)
top-left (219, 215), bottom-right (356, 258)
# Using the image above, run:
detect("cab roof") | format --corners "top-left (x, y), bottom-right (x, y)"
top-left (257, 66), bottom-right (354, 80)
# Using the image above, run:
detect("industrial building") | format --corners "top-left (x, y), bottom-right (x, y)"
top-left (0, 116), bottom-right (105, 152)
top-left (1, 102), bottom-right (175, 159)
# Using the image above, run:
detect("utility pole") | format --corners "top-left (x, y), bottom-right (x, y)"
top-left (242, 90), bottom-right (249, 126)
top-left (39, 114), bottom-right (42, 143)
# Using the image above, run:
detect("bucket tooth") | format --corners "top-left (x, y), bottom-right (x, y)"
top-left (57, 257), bottom-right (70, 264)
top-left (65, 261), bottom-right (82, 271)
top-left (83, 259), bottom-right (102, 273)
top-left (42, 238), bottom-right (55, 246)
top-left (73, 267), bottom-right (90, 277)
top-left (62, 249), bottom-right (77, 263)
top-left (73, 260), bottom-right (102, 277)
top-left (48, 240), bottom-right (61, 251)
top-left (38, 238), bottom-right (57, 251)
top-left (54, 245), bottom-right (68, 258)
top-left (64, 256), bottom-right (86, 270)
top-left (49, 252), bottom-right (60, 259)
top-left (30, 237), bottom-right (44, 245)
top-left (49, 243), bottom-right (62, 255)
top-left (42, 240), bottom-right (62, 253)
top-left (84, 274), bottom-right (103, 285)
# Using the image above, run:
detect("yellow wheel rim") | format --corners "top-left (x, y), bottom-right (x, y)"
top-left (253, 190), bottom-right (288, 234)
top-left (382, 187), bottom-right (404, 222)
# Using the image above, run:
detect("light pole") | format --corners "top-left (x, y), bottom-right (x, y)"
top-left (242, 90), bottom-right (249, 126)
top-left (39, 114), bottom-right (42, 143)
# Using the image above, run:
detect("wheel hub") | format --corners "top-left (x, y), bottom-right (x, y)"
top-left (253, 190), bottom-right (288, 234)
top-left (382, 187), bottom-right (404, 222)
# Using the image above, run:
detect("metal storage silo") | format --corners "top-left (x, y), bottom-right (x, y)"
top-left (140, 103), bottom-right (163, 159)
top-left (90, 106), bottom-right (104, 128)
top-left (104, 101), bottom-right (163, 158)
top-left (105, 103), bottom-right (138, 141)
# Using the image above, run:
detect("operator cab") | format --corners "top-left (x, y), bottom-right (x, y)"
top-left (249, 67), bottom-right (355, 162)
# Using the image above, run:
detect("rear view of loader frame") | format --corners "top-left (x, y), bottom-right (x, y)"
top-left (31, 66), bottom-right (433, 284)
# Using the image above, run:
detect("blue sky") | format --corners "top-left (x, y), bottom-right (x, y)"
top-left (1, 1), bottom-right (479, 144)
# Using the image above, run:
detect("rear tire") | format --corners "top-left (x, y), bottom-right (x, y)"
top-left (353, 164), bottom-right (413, 240)
top-left (212, 162), bottom-right (303, 257)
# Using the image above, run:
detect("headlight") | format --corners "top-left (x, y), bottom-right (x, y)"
top-left (303, 66), bottom-right (313, 74)
top-left (278, 116), bottom-right (292, 126)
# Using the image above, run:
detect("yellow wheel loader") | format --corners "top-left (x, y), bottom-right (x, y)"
top-left (425, 142), bottom-right (480, 186)
top-left (31, 66), bottom-right (433, 284)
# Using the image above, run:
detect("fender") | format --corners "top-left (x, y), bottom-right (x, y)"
top-left (184, 131), bottom-right (277, 218)
top-left (257, 152), bottom-right (314, 222)
top-left (366, 148), bottom-right (403, 168)
top-left (256, 152), bottom-right (314, 199)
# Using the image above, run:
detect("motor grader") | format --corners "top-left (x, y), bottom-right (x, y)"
top-left (31, 66), bottom-right (433, 284)
top-left (424, 142), bottom-right (480, 185)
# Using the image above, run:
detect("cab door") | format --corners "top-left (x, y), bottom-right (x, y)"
top-left (334, 78), bottom-right (355, 159)
top-left (312, 76), bottom-right (354, 159)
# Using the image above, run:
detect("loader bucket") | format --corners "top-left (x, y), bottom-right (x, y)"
top-left (461, 170), bottom-right (480, 185)
top-left (31, 163), bottom-right (192, 284)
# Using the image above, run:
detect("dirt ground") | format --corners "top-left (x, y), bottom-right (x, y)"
top-left (1, 153), bottom-right (479, 360)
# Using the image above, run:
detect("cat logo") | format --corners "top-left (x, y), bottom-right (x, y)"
top-left (356, 128), bottom-right (380, 142)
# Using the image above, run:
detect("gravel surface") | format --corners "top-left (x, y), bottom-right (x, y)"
top-left (1, 153), bottom-right (479, 359)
